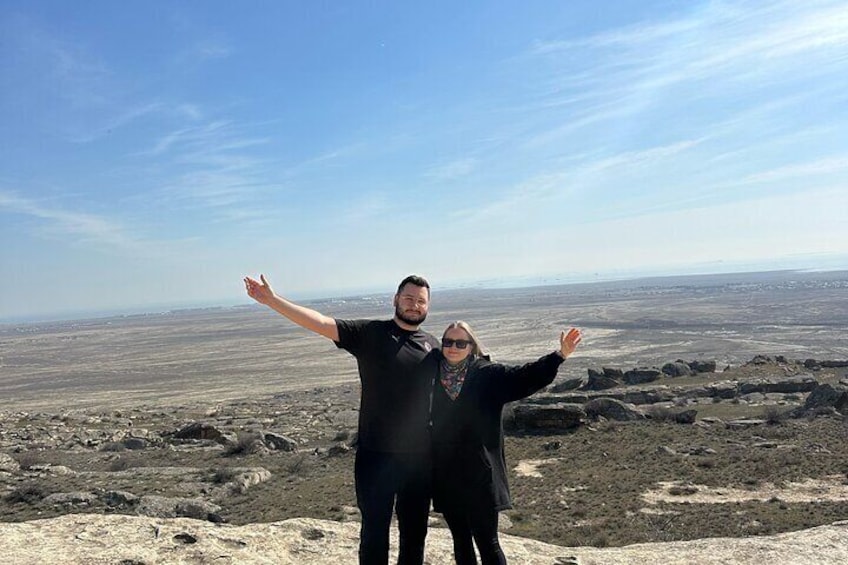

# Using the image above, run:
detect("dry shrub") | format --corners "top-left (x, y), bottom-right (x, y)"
top-left (695, 458), bottom-right (716, 469)
top-left (13, 451), bottom-right (44, 470)
top-left (285, 453), bottom-right (311, 476)
top-left (213, 467), bottom-right (239, 484)
top-left (108, 456), bottom-right (134, 471)
top-left (762, 405), bottom-right (790, 425)
top-left (224, 432), bottom-right (264, 457)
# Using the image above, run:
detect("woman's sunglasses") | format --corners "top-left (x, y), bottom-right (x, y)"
top-left (442, 338), bottom-right (472, 349)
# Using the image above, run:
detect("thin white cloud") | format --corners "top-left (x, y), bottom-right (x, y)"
top-left (341, 192), bottom-right (392, 226)
top-left (135, 119), bottom-right (281, 223)
top-left (193, 42), bottom-right (232, 60)
top-left (525, 1), bottom-right (848, 119)
top-left (282, 142), bottom-right (368, 177)
top-left (68, 102), bottom-right (165, 144)
top-left (425, 158), bottom-right (479, 181)
top-left (456, 139), bottom-right (704, 224)
top-left (532, 18), bottom-right (700, 53)
top-left (739, 156), bottom-right (848, 184)
top-left (0, 190), bottom-right (152, 253)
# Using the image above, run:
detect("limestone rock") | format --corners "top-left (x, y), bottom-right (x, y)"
top-left (263, 431), bottom-right (298, 452)
top-left (1, 514), bottom-right (847, 565)
top-left (0, 452), bottom-right (20, 473)
top-left (136, 495), bottom-right (222, 520)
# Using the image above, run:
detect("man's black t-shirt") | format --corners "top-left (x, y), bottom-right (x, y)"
top-left (335, 319), bottom-right (439, 453)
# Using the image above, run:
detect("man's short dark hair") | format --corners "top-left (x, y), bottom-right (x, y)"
top-left (396, 274), bottom-right (430, 297)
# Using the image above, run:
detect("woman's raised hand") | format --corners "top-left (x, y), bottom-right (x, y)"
top-left (559, 327), bottom-right (582, 359)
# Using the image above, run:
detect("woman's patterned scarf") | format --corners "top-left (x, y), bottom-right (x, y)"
top-left (440, 357), bottom-right (470, 401)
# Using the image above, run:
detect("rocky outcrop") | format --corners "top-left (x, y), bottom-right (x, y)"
top-left (737, 375), bottom-right (818, 395)
top-left (1, 514), bottom-right (847, 565)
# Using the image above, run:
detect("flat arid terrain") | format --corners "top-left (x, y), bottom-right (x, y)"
top-left (1, 270), bottom-right (847, 562)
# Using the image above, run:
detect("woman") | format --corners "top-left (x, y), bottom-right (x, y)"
top-left (431, 321), bottom-right (582, 565)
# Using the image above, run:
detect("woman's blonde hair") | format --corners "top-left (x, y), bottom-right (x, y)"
top-left (442, 320), bottom-right (490, 359)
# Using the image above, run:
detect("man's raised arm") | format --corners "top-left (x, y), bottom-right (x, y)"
top-left (244, 274), bottom-right (339, 342)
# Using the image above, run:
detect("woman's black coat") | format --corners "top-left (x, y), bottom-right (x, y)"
top-left (430, 351), bottom-right (564, 513)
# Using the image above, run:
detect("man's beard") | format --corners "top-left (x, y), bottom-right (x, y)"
top-left (395, 305), bottom-right (427, 326)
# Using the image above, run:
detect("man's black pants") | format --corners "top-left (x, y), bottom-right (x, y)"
top-left (355, 447), bottom-right (431, 565)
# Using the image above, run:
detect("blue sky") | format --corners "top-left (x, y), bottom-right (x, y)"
top-left (2, 0), bottom-right (847, 321)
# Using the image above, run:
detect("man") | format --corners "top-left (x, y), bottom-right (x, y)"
top-left (244, 274), bottom-right (439, 565)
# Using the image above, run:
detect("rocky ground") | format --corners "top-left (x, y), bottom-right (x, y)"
top-left (2, 355), bottom-right (847, 557)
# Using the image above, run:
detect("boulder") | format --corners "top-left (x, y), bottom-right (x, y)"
top-left (584, 398), bottom-right (645, 422)
top-left (623, 368), bottom-right (662, 386)
top-left (662, 361), bottom-right (693, 377)
top-left (512, 403), bottom-right (585, 430)
top-left (803, 384), bottom-right (848, 413)
top-left (229, 468), bottom-right (273, 493)
top-left (173, 422), bottom-right (229, 444)
top-left (707, 382), bottom-right (738, 399)
top-left (673, 410), bottom-right (698, 424)
top-left (622, 389), bottom-right (676, 405)
top-left (603, 367), bottom-right (624, 379)
top-left (803, 358), bottom-right (821, 370)
top-left (549, 376), bottom-right (585, 393)
top-left (688, 360), bottom-right (717, 373)
top-left (586, 373), bottom-right (620, 391)
top-left (263, 432), bottom-right (298, 452)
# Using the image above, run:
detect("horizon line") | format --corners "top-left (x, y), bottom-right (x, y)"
top-left (3, 265), bottom-right (847, 327)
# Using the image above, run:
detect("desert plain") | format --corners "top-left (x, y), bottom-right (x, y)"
top-left (1, 269), bottom-right (847, 562)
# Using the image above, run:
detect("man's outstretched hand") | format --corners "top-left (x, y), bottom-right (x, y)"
top-left (244, 274), bottom-right (275, 305)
